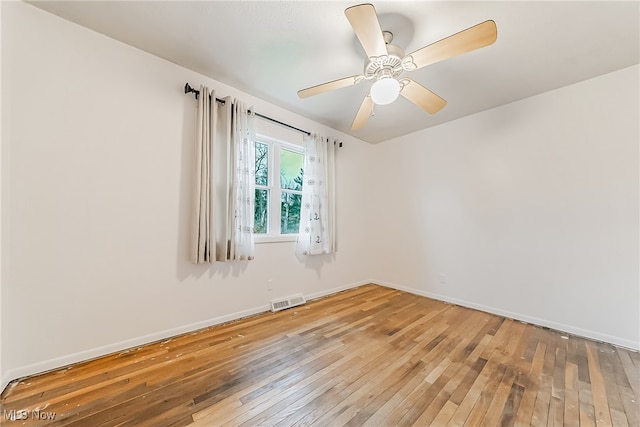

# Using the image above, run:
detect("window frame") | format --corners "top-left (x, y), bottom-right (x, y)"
top-left (254, 133), bottom-right (304, 244)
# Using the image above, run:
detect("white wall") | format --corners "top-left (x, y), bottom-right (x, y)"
top-left (372, 65), bottom-right (639, 349)
top-left (0, 2), bottom-right (376, 389)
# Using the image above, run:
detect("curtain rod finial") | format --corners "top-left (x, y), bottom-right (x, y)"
top-left (184, 83), bottom-right (199, 99)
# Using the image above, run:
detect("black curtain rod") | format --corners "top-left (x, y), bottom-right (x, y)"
top-left (184, 83), bottom-right (312, 137)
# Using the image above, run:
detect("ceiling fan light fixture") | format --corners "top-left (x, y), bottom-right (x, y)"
top-left (370, 76), bottom-right (400, 105)
top-left (299, 4), bottom-right (498, 131)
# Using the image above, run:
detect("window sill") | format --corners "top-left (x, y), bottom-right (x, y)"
top-left (255, 234), bottom-right (298, 244)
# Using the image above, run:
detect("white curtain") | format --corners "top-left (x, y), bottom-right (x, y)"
top-left (229, 100), bottom-right (255, 261)
top-left (191, 85), bottom-right (255, 263)
top-left (296, 134), bottom-right (337, 256)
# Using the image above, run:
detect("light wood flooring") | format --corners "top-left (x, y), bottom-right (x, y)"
top-left (1, 284), bottom-right (638, 426)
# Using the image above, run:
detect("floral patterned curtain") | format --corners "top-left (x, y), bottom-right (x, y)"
top-left (296, 134), bottom-right (337, 256)
top-left (229, 101), bottom-right (255, 260)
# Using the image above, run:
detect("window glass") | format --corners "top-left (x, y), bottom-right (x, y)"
top-left (255, 142), bottom-right (269, 186)
top-left (281, 193), bottom-right (302, 234)
top-left (280, 149), bottom-right (303, 190)
top-left (254, 189), bottom-right (269, 234)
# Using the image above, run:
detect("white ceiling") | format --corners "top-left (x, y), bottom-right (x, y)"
top-left (28, 1), bottom-right (639, 144)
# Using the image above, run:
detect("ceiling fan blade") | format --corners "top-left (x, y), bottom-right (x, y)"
top-left (298, 75), bottom-right (363, 99)
top-left (345, 3), bottom-right (388, 58)
top-left (407, 20), bottom-right (497, 69)
top-left (351, 94), bottom-right (374, 130)
top-left (400, 79), bottom-right (447, 115)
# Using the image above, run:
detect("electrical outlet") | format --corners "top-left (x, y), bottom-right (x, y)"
top-left (267, 279), bottom-right (273, 292)
top-left (439, 274), bottom-right (447, 285)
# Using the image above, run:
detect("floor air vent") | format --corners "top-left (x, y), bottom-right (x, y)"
top-left (270, 294), bottom-right (306, 312)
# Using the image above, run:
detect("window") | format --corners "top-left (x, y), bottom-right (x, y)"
top-left (254, 135), bottom-right (304, 241)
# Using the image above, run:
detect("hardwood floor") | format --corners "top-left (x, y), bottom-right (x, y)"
top-left (1, 284), bottom-right (638, 426)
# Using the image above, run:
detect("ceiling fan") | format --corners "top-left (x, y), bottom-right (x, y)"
top-left (297, 3), bottom-right (497, 130)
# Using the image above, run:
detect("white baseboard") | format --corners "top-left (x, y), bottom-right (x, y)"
top-left (374, 280), bottom-right (640, 351)
top-left (0, 303), bottom-right (270, 394)
top-left (0, 279), bottom-right (368, 394)
top-left (306, 279), bottom-right (371, 301)
top-left (1, 372), bottom-right (14, 398)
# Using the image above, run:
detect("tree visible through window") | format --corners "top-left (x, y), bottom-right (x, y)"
top-left (254, 138), bottom-right (303, 237)
top-left (280, 149), bottom-right (303, 234)
top-left (254, 142), bottom-right (269, 234)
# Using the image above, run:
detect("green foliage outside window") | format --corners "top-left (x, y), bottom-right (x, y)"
top-left (280, 149), bottom-right (303, 234)
top-left (254, 189), bottom-right (269, 234)
top-left (254, 143), bottom-right (269, 234)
